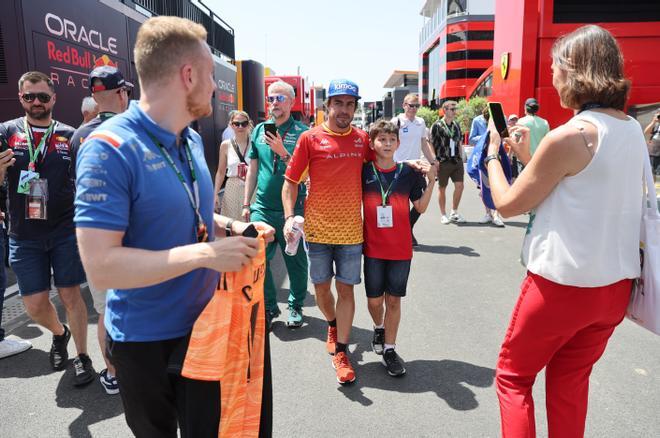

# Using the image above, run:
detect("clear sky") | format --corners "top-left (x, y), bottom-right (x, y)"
top-left (207, 0), bottom-right (425, 101)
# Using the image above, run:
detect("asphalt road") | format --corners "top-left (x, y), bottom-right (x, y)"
top-left (1, 182), bottom-right (659, 438)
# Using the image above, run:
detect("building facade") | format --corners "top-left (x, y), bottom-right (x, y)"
top-left (418, 0), bottom-right (494, 107)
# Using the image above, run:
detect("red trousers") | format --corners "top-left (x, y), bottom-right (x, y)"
top-left (496, 272), bottom-right (632, 438)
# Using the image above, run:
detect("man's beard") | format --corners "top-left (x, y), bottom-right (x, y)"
top-left (333, 114), bottom-right (352, 129)
top-left (186, 86), bottom-right (212, 120)
top-left (27, 106), bottom-right (51, 121)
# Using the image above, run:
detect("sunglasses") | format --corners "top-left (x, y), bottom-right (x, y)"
top-left (231, 120), bottom-right (249, 128)
top-left (117, 87), bottom-right (132, 97)
top-left (406, 103), bottom-right (420, 109)
top-left (21, 92), bottom-right (52, 103)
top-left (267, 95), bottom-right (286, 103)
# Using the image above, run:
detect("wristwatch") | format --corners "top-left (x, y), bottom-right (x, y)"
top-left (484, 154), bottom-right (500, 166)
top-left (225, 219), bottom-right (234, 237)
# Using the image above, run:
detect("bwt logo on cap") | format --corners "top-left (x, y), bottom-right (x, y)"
top-left (328, 79), bottom-right (361, 99)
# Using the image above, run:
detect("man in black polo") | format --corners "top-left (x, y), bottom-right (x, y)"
top-left (70, 65), bottom-right (132, 394)
top-left (0, 71), bottom-right (92, 386)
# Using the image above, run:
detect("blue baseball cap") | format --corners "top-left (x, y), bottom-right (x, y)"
top-left (327, 79), bottom-right (361, 99)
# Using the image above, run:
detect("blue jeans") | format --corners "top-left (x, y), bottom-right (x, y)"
top-left (0, 229), bottom-right (6, 341)
top-left (9, 232), bottom-right (86, 296)
top-left (307, 242), bottom-right (362, 285)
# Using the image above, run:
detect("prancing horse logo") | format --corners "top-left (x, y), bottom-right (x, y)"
top-left (501, 52), bottom-right (510, 80)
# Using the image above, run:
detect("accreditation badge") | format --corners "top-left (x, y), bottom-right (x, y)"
top-left (17, 170), bottom-right (40, 194)
top-left (25, 178), bottom-right (48, 220)
top-left (450, 139), bottom-right (456, 157)
top-left (376, 205), bottom-right (393, 228)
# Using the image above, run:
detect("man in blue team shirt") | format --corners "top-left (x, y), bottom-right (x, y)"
top-left (75, 16), bottom-right (274, 437)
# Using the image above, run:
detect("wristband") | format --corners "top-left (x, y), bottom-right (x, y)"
top-left (242, 204), bottom-right (250, 208)
top-left (484, 154), bottom-right (500, 166)
top-left (285, 214), bottom-right (295, 222)
top-left (225, 219), bottom-right (234, 237)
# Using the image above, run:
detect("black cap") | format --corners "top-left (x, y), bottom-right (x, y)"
top-left (525, 97), bottom-right (539, 112)
top-left (89, 66), bottom-right (134, 93)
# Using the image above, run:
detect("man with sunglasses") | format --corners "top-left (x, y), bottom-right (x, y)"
top-left (392, 93), bottom-right (436, 245)
top-left (243, 80), bottom-right (309, 329)
top-left (0, 71), bottom-right (93, 385)
top-left (69, 65), bottom-right (133, 395)
top-left (430, 100), bottom-right (467, 224)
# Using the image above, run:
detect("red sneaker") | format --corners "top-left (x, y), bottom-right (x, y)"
top-left (332, 352), bottom-right (356, 384)
top-left (326, 326), bottom-right (337, 355)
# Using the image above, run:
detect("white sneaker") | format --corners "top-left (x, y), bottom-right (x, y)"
top-left (440, 215), bottom-right (451, 225)
top-left (450, 211), bottom-right (466, 223)
top-left (0, 337), bottom-right (32, 359)
top-left (492, 214), bottom-right (505, 227)
top-left (479, 213), bottom-right (493, 224)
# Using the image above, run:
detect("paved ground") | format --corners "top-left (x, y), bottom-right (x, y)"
top-left (1, 182), bottom-right (659, 438)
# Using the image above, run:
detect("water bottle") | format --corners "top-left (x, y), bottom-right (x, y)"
top-left (285, 216), bottom-right (304, 256)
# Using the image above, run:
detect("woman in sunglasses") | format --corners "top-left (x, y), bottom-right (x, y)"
top-left (214, 110), bottom-right (253, 218)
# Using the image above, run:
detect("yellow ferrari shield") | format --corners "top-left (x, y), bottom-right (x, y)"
top-left (501, 52), bottom-right (510, 80)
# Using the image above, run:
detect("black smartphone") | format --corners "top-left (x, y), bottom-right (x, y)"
top-left (263, 122), bottom-right (277, 138)
top-left (488, 102), bottom-right (509, 139)
top-left (242, 223), bottom-right (258, 238)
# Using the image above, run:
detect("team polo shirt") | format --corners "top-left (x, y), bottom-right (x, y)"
top-left (0, 117), bottom-right (75, 240)
top-left (70, 112), bottom-right (116, 179)
top-left (74, 101), bottom-right (217, 342)
top-left (392, 114), bottom-right (429, 162)
top-left (285, 125), bottom-right (370, 245)
top-left (248, 117), bottom-right (307, 212)
top-left (518, 115), bottom-right (550, 155)
top-left (362, 163), bottom-right (426, 260)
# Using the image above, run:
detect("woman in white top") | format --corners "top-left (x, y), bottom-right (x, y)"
top-left (214, 110), bottom-right (253, 219)
top-left (485, 25), bottom-right (646, 438)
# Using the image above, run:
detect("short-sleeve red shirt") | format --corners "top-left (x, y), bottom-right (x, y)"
top-left (285, 124), bottom-right (370, 244)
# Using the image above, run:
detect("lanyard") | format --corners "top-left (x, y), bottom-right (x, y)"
top-left (98, 112), bottom-right (116, 121)
top-left (147, 132), bottom-right (208, 243)
top-left (23, 118), bottom-right (54, 171)
top-left (371, 162), bottom-right (403, 206)
top-left (440, 119), bottom-right (456, 138)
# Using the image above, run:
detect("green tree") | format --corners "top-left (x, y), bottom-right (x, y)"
top-left (455, 96), bottom-right (489, 135)
top-left (417, 106), bottom-right (439, 127)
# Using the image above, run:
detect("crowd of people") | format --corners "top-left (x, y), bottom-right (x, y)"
top-left (0, 16), bottom-right (654, 438)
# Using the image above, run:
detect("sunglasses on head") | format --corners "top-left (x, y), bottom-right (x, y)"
top-left (231, 120), bottom-right (249, 128)
top-left (21, 92), bottom-right (52, 103)
top-left (406, 103), bottom-right (420, 108)
top-left (267, 95), bottom-right (286, 103)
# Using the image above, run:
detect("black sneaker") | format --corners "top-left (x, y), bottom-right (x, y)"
top-left (371, 328), bottom-right (385, 355)
top-left (382, 348), bottom-right (406, 377)
top-left (50, 324), bottom-right (71, 370)
top-left (73, 354), bottom-right (95, 387)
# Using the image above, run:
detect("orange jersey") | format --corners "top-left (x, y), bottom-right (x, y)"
top-left (285, 125), bottom-right (370, 244)
top-left (182, 236), bottom-right (267, 438)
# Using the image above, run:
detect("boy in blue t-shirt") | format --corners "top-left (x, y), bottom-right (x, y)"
top-left (362, 120), bottom-right (436, 377)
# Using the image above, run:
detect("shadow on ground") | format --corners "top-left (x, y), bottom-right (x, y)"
top-left (338, 358), bottom-right (494, 410)
top-left (414, 244), bottom-right (480, 257)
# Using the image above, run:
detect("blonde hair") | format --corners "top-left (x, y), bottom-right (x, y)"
top-left (551, 25), bottom-right (630, 111)
top-left (403, 93), bottom-right (419, 104)
top-left (134, 16), bottom-right (207, 86)
top-left (229, 110), bottom-right (254, 132)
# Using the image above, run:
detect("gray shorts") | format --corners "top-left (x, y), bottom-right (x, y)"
top-left (90, 284), bottom-right (108, 315)
top-left (307, 242), bottom-right (362, 285)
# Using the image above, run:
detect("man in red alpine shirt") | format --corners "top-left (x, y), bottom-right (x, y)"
top-left (282, 79), bottom-right (370, 385)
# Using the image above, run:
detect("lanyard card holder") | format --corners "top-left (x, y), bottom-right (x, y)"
top-left (26, 178), bottom-right (48, 220)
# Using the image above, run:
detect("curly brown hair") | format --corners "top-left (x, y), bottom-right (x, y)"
top-left (369, 119), bottom-right (399, 143)
top-left (551, 25), bottom-right (630, 111)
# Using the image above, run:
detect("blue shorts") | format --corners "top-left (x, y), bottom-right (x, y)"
top-left (9, 233), bottom-right (86, 296)
top-left (307, 242), bottom-right (362, 285)
top-left (364, 257), bottom-right (411, 298)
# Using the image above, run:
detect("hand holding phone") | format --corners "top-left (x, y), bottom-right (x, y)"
top-left (263, 122), bottom-right (277, 139)
top-left (488, 102), bottom-right (510, 139)
top-left (242, 223), bottom-right (258, 238)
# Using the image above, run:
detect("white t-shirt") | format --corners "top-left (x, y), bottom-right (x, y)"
top-left (391, 114), bottom-right (429, 162)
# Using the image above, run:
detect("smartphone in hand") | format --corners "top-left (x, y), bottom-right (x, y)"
top-left (242, 223), bottom-right (258, 238)
top-left (488, 102), bottom-right (509, 139)
top-left (263, 122), bottom-right (277, 139)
